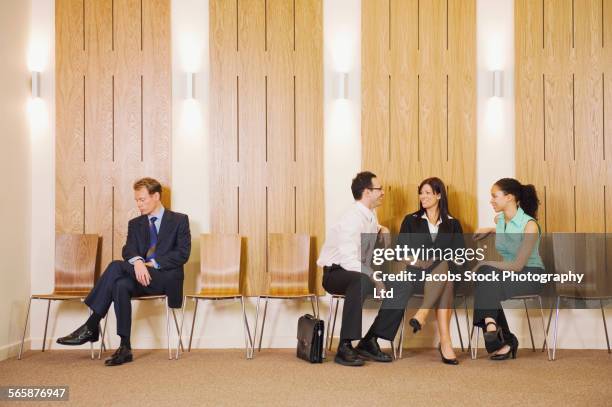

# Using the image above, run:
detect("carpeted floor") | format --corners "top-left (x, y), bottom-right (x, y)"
top-left (2, 348), bottom-right (611, 406)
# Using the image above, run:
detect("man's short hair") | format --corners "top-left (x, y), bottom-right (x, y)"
top-left (351, 171), bottom-right (377, 200)
top-left (133, 177), bottom-right (162, 198)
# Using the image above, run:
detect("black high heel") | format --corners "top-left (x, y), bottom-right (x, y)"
top-left (408, 318), bottom-right (422, 334)
top-left (490, 334), bottom-right (518, 361)
top-left (438, 344), bottom-right (459, 365)
top-left (483, 321), bottom-right (505, 354)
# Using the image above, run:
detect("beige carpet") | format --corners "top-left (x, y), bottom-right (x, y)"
top-left (2, 348), bottom-right (611, 406)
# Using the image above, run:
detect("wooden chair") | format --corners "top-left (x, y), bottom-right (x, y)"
top-left (252, 233), bottom-right (320, 355)
top-left (176, 234), bottom-right (253, 359)
top-left (18, 233), bottom-right (100, 360)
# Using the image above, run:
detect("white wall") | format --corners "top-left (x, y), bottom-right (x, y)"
top-left (18, 0), bottom-right (609, 354)
top-left (0, 0), bottom-right (32, 361)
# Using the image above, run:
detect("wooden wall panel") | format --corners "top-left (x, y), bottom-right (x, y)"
top-left (363, 0), bottom-right (477, 232)
top-left (56, 0), bottom-right (171, 266)
top-left (210, 0), bottom-right (324, 295)
top-left (517, 0), bottom-right (610, 232)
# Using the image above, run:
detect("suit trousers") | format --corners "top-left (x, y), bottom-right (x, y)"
top-left (84, 260), bottom-right (166, 338)
top-left (322, 265), bottom-right (414, 342)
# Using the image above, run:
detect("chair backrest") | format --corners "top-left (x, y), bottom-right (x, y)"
top-left (54, 233), bottom-right (100, 293)
top-left (198, 234), bottom-right (242, 296)
top-left (551, 233), bottom-right (608, 298)
top-left (268, 233), bottom-right (311, 296)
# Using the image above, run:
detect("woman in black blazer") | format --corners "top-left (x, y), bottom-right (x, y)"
top-left (397, 177), bottom-right (465, 364)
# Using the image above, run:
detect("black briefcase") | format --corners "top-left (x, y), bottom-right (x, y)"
top-left (296, 314), bottom-right (325, 363)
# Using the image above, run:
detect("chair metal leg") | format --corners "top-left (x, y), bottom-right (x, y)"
top-left (543, 306), bottom-right (554, 352)
top-left (240, 296), bottom-right (253, 359)
top-left (523, 298), bottom-right (535, 351)
top-left (42, 300), bottom-right (51, 352)
top-left (552, 296), bottom-right (561, 360)
top-left (18, 297), bottom-right (33, 360)
top-left (310, 296), bottom-right (316, 316)
top-left (175, 298), bottom-right (187, 360)
top-left (397, 309), bottom-right (406, 359)
top-left (171, 308), bottom-right (185, 352)
top-left (463, 295), bottom-right (472, 352)
top-left (188, 298), bottom-right (199, 352)
top-left (390, 340), bottom-right (397, 360)
top-left (88, 308), bottom-right (94, 360)
top-left (98, 316), bottom-right (108, 359)
top-left (325, 296), bottom-right (334, 351)
top-left (471, 326), bottom-right (479, 360)
top-left (165, 298), bottom-right (171, 360)
top-left (329, 297), bottom-right (340, 351)
top-left (453, 302), bottom-right (464, 352)
top-left (252, 297), bottom-right (261, 356)
top-left (314, 295), bottom-right (320, 319)
top-left (600, 299), bottom-right (610, 354)
top-left (537, 296), bottom-right (551, 361)
top-left (257, 298), bottom-right (269, 352)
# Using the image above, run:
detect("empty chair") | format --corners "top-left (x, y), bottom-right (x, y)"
top-left (18, 233), bottom-right (100, 360)
top-left (176, 234), bottom-right (252, 359)
top-left (545, 233), bottom-right (611, 360)
top-left (253, 233), bottom-right (320, 355)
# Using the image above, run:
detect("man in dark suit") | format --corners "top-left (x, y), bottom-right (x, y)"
top-left (57, 177), bottom-right (191, 366)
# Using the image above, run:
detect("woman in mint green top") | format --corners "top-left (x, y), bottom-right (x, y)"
top-left (472, 178), bottom-right (545, 361)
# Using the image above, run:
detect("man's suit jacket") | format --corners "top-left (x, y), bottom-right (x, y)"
top-left (122, 209), bottom-right (191, 307)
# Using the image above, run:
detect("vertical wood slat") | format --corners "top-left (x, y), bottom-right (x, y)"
top-left (518, 0), bottom-right (610, 233)
top-left (57, 0), bottom-right (171, 266)
top-left (363, 0), bottom-right (476, 232)
top-left (211, 0), bottom-right (324, 295)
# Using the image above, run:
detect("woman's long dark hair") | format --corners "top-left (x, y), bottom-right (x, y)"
top-left (417, 177), bottom-right (451, 222)
top-left (494, 178), bottom-right (540, 219)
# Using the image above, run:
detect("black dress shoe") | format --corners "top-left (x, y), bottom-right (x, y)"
top-left (438, 344), bottom-right (459, 365)
top-left (334, 342), bottom-right (365, 367)
top-left (56, 324), bottom-right (99, 346)
top-left (355, 337), bottom-right (392, 362)
top-left (408, 318), bottom-right (422, 334)
top-left (104, 346), bottom-right (133, 366)
top-left (490, 334), bottom-right (518, 361)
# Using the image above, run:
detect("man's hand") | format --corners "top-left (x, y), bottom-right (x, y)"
top-left (378, 226), bottom-right (391, 248)
top-left (134, 260), bottom-right (152, 286)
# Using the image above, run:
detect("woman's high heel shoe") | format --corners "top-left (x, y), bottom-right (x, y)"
top-left (438, 344), bottom-right (459, 365)
top-left (483, 321), bottom-right (505, 354)
top-left (490, 334), bottom-right (518, 361)
top-left (408, 318), bottom-right (422, 334)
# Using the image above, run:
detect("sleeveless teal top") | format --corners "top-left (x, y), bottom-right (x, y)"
top-left (495, 207), bottom-right (544, 269)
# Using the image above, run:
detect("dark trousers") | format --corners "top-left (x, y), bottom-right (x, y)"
top-left (84, 260), bottom-right (165, 338)
top-left (322, 265), bottom-right (414, 342)
top-left (472, 265), bottom-right (545, 337)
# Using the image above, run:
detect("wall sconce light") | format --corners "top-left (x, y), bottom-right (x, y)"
top-left (491, 70), bottom-right (503, 98)
top-left (335, 72), bottom-right (349, 99)
top-left (186, 72), bottom-right (195, 99)
top-left (31, 71), bottom-right (41, 98)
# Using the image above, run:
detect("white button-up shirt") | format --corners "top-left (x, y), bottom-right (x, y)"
top-left (317, 202), bottom-right (380, 276)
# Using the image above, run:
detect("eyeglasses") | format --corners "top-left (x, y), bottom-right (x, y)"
top-left (367, 187), bottom-right (383, 191)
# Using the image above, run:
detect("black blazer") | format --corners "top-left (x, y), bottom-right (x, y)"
top-left (397, 211), bottom-right (465, 254)
top-left (122, 209), bottom-right (191, 307)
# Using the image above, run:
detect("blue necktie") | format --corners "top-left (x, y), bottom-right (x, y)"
top-left (145, 217), bottom-right (158, 262)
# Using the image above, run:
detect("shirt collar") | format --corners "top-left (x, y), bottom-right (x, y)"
top-left (508, 207), bottom-right (525, 226)
top-left (148, 205), bottom-right (165, 222)
top-left (420, 212), bottom-right (451, 226)
top-left (355, 201), bottom-right (375, 222)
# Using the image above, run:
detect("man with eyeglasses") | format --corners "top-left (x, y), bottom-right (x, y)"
top-left (318, 171), bottom-right (406, 366)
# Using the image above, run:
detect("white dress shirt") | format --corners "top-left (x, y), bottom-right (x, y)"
top-left (421, 212), bottom-right (452, 241)
top-left (317, 202), bottom-right (381, 276)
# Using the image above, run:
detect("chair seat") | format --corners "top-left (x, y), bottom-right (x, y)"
top-left (187, 293), bottom-right (242, 300)
top-left (260, 293), bottom-right (315, 299)
top-left (32, 291), bottom-right (89, 300)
